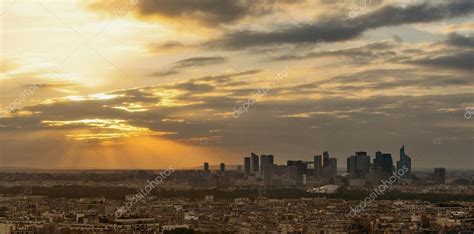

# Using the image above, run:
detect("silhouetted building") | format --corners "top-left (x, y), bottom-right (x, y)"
top-left (373, 151), bottom-right (393, 180)
top-left (396, 145), bottom-right (411, 178)
top-left (204, 162), bottom-right (209, 174)
top-left (347, 151), bottom-right (370, 179)
top-left (244, 157), bottom-right (251, 176)
top-left (434, 168), bottom-right (446, 184)
top-left (220, 163), bottom-right (225, 173)
top-left (250, 152), bottom-right (259, 173)
top-left (260, 155), bottom-right (274, 172)
top-left (263, 164), bottom-right (273, 187)
top-left (287, 160), bottom-right (307, 175)
top-left (329, 158), bottom-right (337, 179)
top-left (322, 151), bottom-right (330, 177)
top-left (314, 155), bottom-right (322, 177)
top-left (287, 166), bottom-right (298, 181)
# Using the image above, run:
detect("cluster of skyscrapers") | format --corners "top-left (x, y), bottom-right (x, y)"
top-left (346, 145), bottom-right (413, 184)
top-left (241, 151), bottom-right (339, 186)
top-left (202, 145), bottom-right (447, 187)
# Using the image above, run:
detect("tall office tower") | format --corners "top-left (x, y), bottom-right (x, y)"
top-left (263, 164), bottom-right (273, 187)
top-left (250, 152), bottom-right (259, 173)
top-left (220, 163), bottom-right (225, 173)
top-left (322, 151), bottom-right (330, 177)
top-left (244, 157), bottom-right (251, 176)
top-left (374, 151), bottom-right (393, 180)
top-left (260, 154), bottom-right (274, 172)
top-left (268, 155), bottom-right (274, 165)
top-left (347, 151), bottom-right (370, 178)
top-left (204, 162), bottom-right (210, 173)
top-left (314, 155), bottom-right (322, 177)
top-left (396, 145), bottom-right (412, 178)
top-left (434, 168), bottom-right (446, 184)
top-left (287, 166), bottom-right (298, 181)
top-left (287, 160), bottom-right (307, 175)
top-left (329, 158), bottom-right (337, 178)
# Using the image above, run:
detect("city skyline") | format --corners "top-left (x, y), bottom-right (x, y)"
top-left (1, 144), bottom-right (471, 170)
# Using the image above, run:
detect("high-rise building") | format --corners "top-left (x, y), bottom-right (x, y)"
top-left (250, 152), bottom-right (259, 173)
top-left (329, 158), bottom-right (337, 179)
top-left (314, 155), bottom-right (322, 177)
top-left (220, 163), bottom-right (225, 173)
top-left (434, 168), bottom-right (446, 184)
top-left (287, 160), bottom-right (307, 175)
top-left (287, 166), bottom-right (298, 181)
top-left (322, 151), bottom-right (330, 177)
top-left (396, 145), bottom-right (411, 178)
top-left (244, 157), bottom-right (251, 177)
top-left (260, 155), bottom-right (274, 172)
top-left (263, 164), bottom-right (273, 187)
top-left (373, 151), bottom-right (393, 180)
top-left (204, 162), bottom-right (210, 174)
top-left (347, 151), bottom-right (370, 179)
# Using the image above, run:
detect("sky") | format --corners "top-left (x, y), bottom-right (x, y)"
top-left (0, 0), bottom-right (473, 169)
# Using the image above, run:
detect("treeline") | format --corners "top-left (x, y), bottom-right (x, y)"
top-left (0, 186), bottom-right (314, 200)
top-left (0, 186), bottom-right (472, 203)
top-left (332, 187), bottom-right (474, 202)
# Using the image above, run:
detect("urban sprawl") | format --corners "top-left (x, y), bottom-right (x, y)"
top-left (1, 146), bottom-right (473, 233)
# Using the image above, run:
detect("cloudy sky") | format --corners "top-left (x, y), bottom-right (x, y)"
top-left (0, 0), bottom-right (473, 169)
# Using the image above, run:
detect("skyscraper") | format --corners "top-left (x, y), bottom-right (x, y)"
top-left (250, 152), bottom-right (259, 173)
top-left (287, 160), bottom-right (307, 175)
top-left (263, 164), bottom-right (273, 187)
top-left (204, 162), bottom-right (209, 174)
top-left (434, 168), bottom-right (446, 184)
top-left (347, 151), bottom-right (370, 179)
top-left (260, 154), bottom-right (274, 172)
top-left (287, 166), bottom-right (298, 181)
top-left (322, 151), bottom-right (330, 177)
top-left (374, 151), bottom-right (393, 180)
top-left (244, 157), bottom-right (251, 177)
top-left (329, 158), bottom-right (337, 178)
top-left (220, 163), bottom-right (225, 173)
top-left (396, 145), bottom-right (411, 178)
top-left (314, 155), bottom-right (322, 177)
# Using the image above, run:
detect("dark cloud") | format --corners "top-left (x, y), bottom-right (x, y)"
top-left (151, 56), bottom-right (228, 77)
top-left (84, 0), bottom-right (302, 26)
top-left (190, 70), bottom-right (261, 84)
top-left (411, 51), bottom-right (474, 71)
top-left (21, 82), bottom-right (78, 89)
top-left (174, 82), bottom-right (215, 93)
top-left (273, 40), bottom-right (398, 62)
top-left (209, 0), bottom-right (474, 49)
top-left (172, 56), bottom-right (227, 68)
top-left (151, 70), bottom-right (179, 77)
top-left (446, 32), bottom-right (474, 48)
